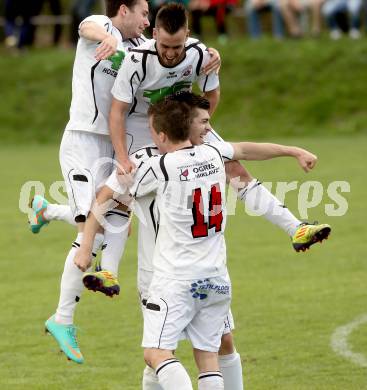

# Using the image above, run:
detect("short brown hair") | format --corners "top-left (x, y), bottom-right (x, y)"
top-left (148, 100), bottom-right (191, 142)
top-left (167, 92), bottom-right (210, 111)
top-left (167, 92), bottom-right (210, 124)
top-left (105, 0), bottom-right (141, 17)
top-left (155, 3), bottom-right (188, 34)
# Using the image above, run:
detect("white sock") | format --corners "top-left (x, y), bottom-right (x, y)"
top-left (143, 365), bottom-right (163, 390)
top-left (156, 359), bottom-right (193, 390)
top-left (44, 203), bottom-right (76, 226)
top-left (239, 179), bottom-right (301, 236)
top-left (198, 371), bottom-right (224, 390)
top-left (100, 211), bottom-right (130, 276)
top-left (219, 352), bottom-right (243, 390)
top-left (55, 232), bottom-right (104, 324)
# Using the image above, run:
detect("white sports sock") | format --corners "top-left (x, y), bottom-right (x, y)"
top-left (44, 203), bottom-right (76, 226)
top-left (198, 371), bottom-right (224, 390)
top-left (55, 232), bottom-right (104, 324)
top-left (219, 352), bottom-right (244, 390)
top-left (156, 359), bottom-right (193, 390)
top-left (143, 365), bottom-right (163, 390)
top-left (100, 211), bottom-right (130, 276)
top-left (238, 179), bottom-right (301, 236)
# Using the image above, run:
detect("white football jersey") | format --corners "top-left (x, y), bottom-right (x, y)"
top-left (111, 38), bottom-right (220, 153)
top-left (130, 142), bottom-right (234, 280)
top-left (129, 146), bottom-right (160, 273)
top-left (65, 15), bottom-right (146, 135)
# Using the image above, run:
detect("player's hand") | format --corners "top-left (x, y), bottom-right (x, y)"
top-left (296, 149), bottom-right (318, 172)
top-left (117, 158), bottom-right (136, 176)
top-left (95, 35), bottom-right (118, 60)
top-left (74, 249), bottom-right (92, 272)
top-left (203, 48), bottom-right (221, 75)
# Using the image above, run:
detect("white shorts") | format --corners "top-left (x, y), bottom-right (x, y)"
top-left (59, 130), bottom-right (114, 221)
top-left (138, 268), bottom-right (235, 334)
top-left (142, 273), bottom-right (232, 352)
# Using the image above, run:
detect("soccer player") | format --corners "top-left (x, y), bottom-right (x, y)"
top-left (108, 2), bottom-right (328, 267)
top-left (31, 0), bottom-right (221, 365)
top-left (75, 92), bottom-right (324, 390)
top-left (75, 98), bottom-right (323, 390)
top-left (36, 0), bottom-right (150, 364)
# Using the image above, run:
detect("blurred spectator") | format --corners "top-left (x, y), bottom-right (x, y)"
top-left (4, 0), bottom-right (63, 49)
top-left (322, 0), bottom-right (362, 38)
top-left (279, 0), bottom-right (325, 37)
top-left (31, 0), bottom-right (63, 46)
top-left (4, 0), bottom-right (34, 48)
top-left (190, 0), bottom-right (237, 43)
top-left (244, 0), bottom-right (285, 38)
top-left (70, 0), bottom-right (97, 45)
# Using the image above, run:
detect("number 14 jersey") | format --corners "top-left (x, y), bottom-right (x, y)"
top-left (130, 142), bottom-right (234, 280)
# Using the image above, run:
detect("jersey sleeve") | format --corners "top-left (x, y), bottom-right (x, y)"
top-left (197, 46), bottom-right (220, 92)
top-left (111, 50), bottom-right (144, 103)
top-left (78, 15), bottom-right (112, 38)
top-left (130, 155), bottom-right (162, 198)
top-left (208, 141), bottom-right (234, 162)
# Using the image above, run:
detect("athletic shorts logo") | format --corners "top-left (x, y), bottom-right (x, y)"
top-left (190, 279), bottom-right (230, 300)
top-left (190, 279), bottom-right (210, 300)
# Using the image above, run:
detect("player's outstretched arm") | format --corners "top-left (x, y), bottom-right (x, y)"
top-left (74, 186), bottom-right (116, 272)
top-left (79, 21), bottom-right (117, 60)
top-left (231, 142), bottom-right (318, 172)
top-left (109, 98), bottom-right (136, 174)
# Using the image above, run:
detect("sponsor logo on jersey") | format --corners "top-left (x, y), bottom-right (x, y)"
top-left (190, 279), bottom-right (230, 300)
top-left (179, 168), bottom-right (189, 181)
top-left (143, 81), bottom-right (192, 104)
top-left (107, 50), bottom-right (125, 71)
top-left (102, 68), bottom-right (118, 77)
top-left (182, 65), bottom-right (193, 77)
top-left (131, 54), bottom-right (139, 63)
top-left (167, 71), bottom-right (177, 79)
top-left (193, 163), bottom-right (219, 178)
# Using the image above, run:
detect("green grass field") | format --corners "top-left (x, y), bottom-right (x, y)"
top-left (1, 37), bottom-right (366, 389)
top-left (1, 135), bottom-right (366, 389)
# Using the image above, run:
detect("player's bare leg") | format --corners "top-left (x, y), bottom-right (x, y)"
top-left (144, 348), bottom-right (193, 390)
top-left (225, 161), bottom-right (331, 251)
top-left (193, 349), bottom-right (225, 390)
top-left (219, 333), bottom-right (243, 390)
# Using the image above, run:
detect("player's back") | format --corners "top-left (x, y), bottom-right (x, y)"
top-left (153, 144), bottom-right (228, 280)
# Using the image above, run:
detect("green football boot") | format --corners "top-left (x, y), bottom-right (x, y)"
top-left (45, 315), bottom-right (84, 364)
top-left (29, 195), bottom-right (49, 234)
top-left (83, 270), bottom-right (120, 297)
top-left (292, 222), bottom-right (331, 252)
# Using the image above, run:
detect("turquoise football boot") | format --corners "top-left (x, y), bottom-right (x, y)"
top-left (45, 316), bottom-right (84, 364)
top-left (29, 195), bottom-right (49, 234)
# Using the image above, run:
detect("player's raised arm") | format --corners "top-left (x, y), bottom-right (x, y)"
top-left (203, 47), bottom-right (221, 75)
top-left (74, 186), bottom-right (116, 272)
top-left (203, 88), bottom-right (220, 115)
top-left (231, 142), bottom-right (318, 172)
top-left (109, 98), bottom-right (135, 174)
top-left (79, 17), bottom-right (117, 60)
top-left (198, 46), bottom-right (221, 115)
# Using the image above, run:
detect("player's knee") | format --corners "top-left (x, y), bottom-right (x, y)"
top-left (144, 348), bottom-right (173, 369)
top-left (219, 332), bottom-right (235, 355)
top-left (225, 160), bottom-right (253, 184)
